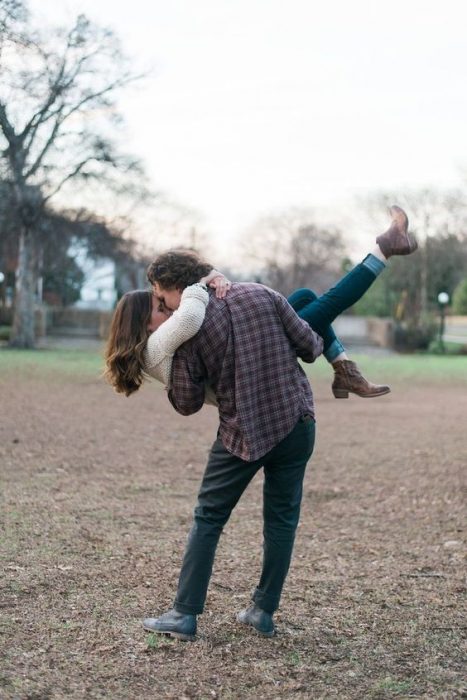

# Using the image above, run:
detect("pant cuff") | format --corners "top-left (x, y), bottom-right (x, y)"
top-left (362, 253), bottom-right (386, 277)
top-left (252, 588), bottom-right (279, 614)
top-left (173, 600), bottom-right (202, 616)
top-left (325, 338), bottom-right (345, 363)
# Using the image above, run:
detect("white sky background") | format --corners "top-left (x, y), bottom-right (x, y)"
top-left (29, 0), bottom-right (467, 265)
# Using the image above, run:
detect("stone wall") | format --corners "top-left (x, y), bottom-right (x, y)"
top-left (98, 312), bottom-right (113, 340)
top-left (46, 308), bottom-right (113, 339)
top-left (332, 316), bottom-right (394, 348)
top-left (0, 306), bottom-right (48, 337)
top-left (366, 317), bottom-right (395, 348)
top-left (1, 304), bottom-right (406, 348)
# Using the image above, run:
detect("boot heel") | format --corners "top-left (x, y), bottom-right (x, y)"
top-left (332, 388), bottom-right (349, 399)
top-left (408, 232), bottom-right (418, 253)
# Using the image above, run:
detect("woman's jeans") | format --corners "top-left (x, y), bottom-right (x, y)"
top-left (287, 254), bottom-right (384, 362)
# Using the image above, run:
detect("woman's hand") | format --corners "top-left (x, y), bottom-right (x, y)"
top-left (200, 269), bottom-right (232, 299)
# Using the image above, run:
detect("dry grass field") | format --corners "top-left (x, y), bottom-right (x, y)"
top-left (1, 350), bottom-right (466, 699)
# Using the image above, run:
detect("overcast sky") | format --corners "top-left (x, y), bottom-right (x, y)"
top-left (29, 0), bottom-right (467, 261)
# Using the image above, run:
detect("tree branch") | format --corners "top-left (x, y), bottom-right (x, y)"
top-left (19, 22), bottom-right (111, 150)
top-left (23, 71), bottom-right (140, 180)
top-left (42, 157), bottom-right (98, 201)
top-left (20, 66), bottom-right (68, 148)
top-left (0, 101), bottom-right (16, 144)
top-left (23, 113), bottom-right (64, 179)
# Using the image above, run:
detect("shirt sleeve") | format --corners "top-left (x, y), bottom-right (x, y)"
top-left (144, 283), bottom-right (209, 386)
top-left (167, 344), bottom-right (207, 415)
top-left (272, 291), bottom-right (324, 362)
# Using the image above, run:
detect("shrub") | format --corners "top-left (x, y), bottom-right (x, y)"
top-left (393, 318), bottom-right (438, 351)
top-left (0, 326), bottom-right (11, 341)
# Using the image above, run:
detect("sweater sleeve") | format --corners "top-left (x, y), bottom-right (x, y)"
top-left (143, 283), bottom-right (209, 386)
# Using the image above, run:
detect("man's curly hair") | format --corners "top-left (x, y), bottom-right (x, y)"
top-left (147, 249), bottom-right (212, 290)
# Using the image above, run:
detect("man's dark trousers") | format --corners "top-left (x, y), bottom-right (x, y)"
top-left (173, 416), bottom-right (316, 615)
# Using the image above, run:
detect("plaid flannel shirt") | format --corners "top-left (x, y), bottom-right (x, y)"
top-left (168, 283), bottom-right (323, 462)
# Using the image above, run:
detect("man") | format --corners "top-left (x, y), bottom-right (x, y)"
top-left (142, 250), bottom-right (323, 641)
top-left (141, 209), bottom-right (415, 641)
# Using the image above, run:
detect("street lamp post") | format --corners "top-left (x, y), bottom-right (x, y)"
top-left (437, 292), bottom-right (450, 353)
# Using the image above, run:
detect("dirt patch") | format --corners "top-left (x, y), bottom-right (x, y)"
top-left (0, 368), bottom-right (466, 699)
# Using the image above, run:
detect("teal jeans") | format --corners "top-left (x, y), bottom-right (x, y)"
top-left (288, 254), bottom-right (384, 362)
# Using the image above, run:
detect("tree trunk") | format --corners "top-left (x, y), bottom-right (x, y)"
top-left (9, 225), bottom-right (37, 348)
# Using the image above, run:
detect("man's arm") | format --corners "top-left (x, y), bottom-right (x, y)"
top-left (167, 345), bottom-right (207, 415)
top-left (273, 291), bottom-right (324, 362)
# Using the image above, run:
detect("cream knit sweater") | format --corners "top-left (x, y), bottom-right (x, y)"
top-left (143, 283), bottom-right (209, 387)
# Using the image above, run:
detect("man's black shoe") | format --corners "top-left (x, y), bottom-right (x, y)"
top-left (143, 609), bottom-right (197, 642)
top-left (236, 604), bottom-right (276, 637)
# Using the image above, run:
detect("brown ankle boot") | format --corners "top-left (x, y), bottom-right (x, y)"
top-left (332, 360), bottom-right (391, 398)
top-left (376, 205), bottom-right (418, 257)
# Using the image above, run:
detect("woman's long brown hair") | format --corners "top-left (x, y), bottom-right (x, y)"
top-left (104, 290), bottom-right (153, 396)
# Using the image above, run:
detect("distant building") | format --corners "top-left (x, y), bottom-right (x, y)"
top-left (72, 246), bottom-right (149, 310)
top-left (70, 243), bottom-right (117, 310)
top-left (74, 257), bottom-right (118, 310)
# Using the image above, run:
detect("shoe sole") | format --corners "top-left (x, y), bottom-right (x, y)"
top-left (408, 232), bottom-right (418, 253)
top-left (143, 624), bottom-right (196, 642)
top-left (333, 387), bottom-right (391, 399)
top-left (376, 215), bottom-right (418, 256)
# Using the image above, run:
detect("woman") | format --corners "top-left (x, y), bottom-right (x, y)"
top-left (104, 269), bottom-right (225, 398)
top-left (104, 206), bottom-right (417, 399)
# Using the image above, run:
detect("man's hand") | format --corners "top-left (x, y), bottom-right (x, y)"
top-left (200, 270), bottom-right (232, 299)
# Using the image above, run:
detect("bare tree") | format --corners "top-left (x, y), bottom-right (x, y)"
top-left (241, 207), bottom-right (347, 297)
top-left (0, 1), bottom-right (144, 347)
top-left (0, 0), bottom-right (24, 44)
top-left (361, 188), bottom-right (467, 323)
